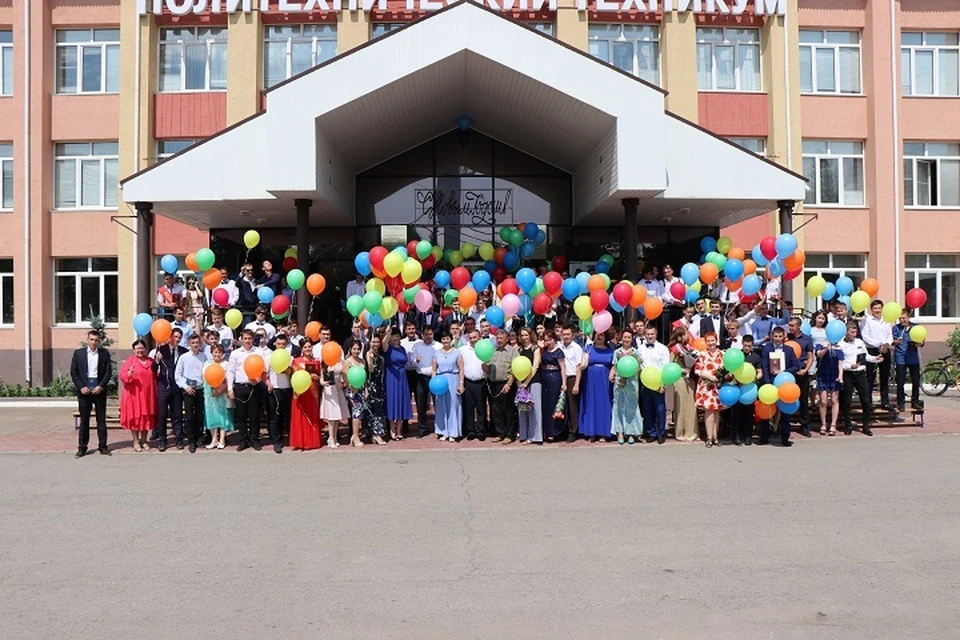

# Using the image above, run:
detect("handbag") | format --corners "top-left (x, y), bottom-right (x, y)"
top-left (514, 386), bottom-right (534, 412)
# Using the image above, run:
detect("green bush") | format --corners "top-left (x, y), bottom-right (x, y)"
top-left (946, 325), bottom-right (960, 357)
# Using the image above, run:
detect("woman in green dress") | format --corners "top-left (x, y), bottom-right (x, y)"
top-left (609, 328), bottom-right (644, 445)
top-left (203, 344), bottom-right (234, 449)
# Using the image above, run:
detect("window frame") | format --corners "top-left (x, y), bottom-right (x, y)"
top-left (156, 139), bottom-right (199, 162)
top-left (696, 27), bottom-right (762, 93)
top-left (53, 257), bottom-right (119, 327)
top-left (802, 253), bottom-right (868, 313)
top-left (0, 258), bottom-right (12, 327)
top-left (901, 31), bottom-right (960, 97)
top-left (158, 27), bottom-right (228, 93)
top-left (903, 142), bottom-right (960, 208)
top-left (0, 31), bottom-right (12, 97)
top-left (799, 29), bottom-right (862, 95)
top-left (262, 24), bottom-right (338, 89)
top-left (728, 137), bottom-right (767, 156)
top-left (53, 142), bottom-right (119, 211)
top-left (587, 24), bottom-right (661, 86)
top-left (0, 142), bottom-right (12, 210)
top-left (801, 140), bottom-right (866, 208)
top-left (54, 28), bottom-right (121, 95)
top-left (370, 23), bottom-right (405, 40)
top-left (904, 254), bottom-right (960, 322)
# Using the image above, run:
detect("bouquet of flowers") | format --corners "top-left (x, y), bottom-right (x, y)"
top-left (514, 386), bottom-right (534, 412)
top-left (552, 390), bottom-right (566, 420)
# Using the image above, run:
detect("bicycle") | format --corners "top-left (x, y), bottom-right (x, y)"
top-left (919, 355), bottom-right (960, 397)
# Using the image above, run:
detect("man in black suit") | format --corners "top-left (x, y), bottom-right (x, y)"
top-left (759, 326), bottom-right (802, 447)
top-left (70, 330), bottom-right (113, 458)
top-left (154, 328), bottom-right (188, 451)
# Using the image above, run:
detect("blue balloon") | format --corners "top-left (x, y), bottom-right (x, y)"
top-left (774, 372), bottom-right (796, 387)
top-left (680, 263), bottom-right (700, 286)
top-left (825, 319), bottom-right (847, 344)
top-left (367, 312), bottom-right (384, 328)
top-left (595, 260), bottom-right (610, 274)
top-left (724, 258), bottom-right (744, 282)
top-left (775, 233), bottom-right (798, 258)
top-left (434, 269), bottom-right (451, 288)
top-left (503, 251), bottom-right (520, 271)
top-left (429, 376), bottom-right (449, 395)
top-left (751, 245), bottom-right (769, 267)
top-left (700, 236), bottom-right (717, 253)
top-left (535, 229), bottom-right (546, 245)
top-left (519, 240), bottom-right (536, 258)
top-left (133, 312), bottom-right (153, 337)
top-left (257, 287), bottom-right (275, 304)
top-left (562, 278), bottom-right (580, 301)
top-left (524, 222), bottom-right (539, 240)
top-left (576, 271), bottom-right (591, 294)
top-left (609, 297), bottom-right (625, 313)
top-left (719, 384), bottom-right (741, 407)
top-left (684, 288), bottom-right (700, 304)
top-left (485, 305), bottom-right (505, 328)
top-left (742, 274), bottom-right (763, 296)
top-left (800, 320), bottom-right (812, 336)
top-left (738, 383), bottom-right (758, 405)
top-left (392, 246), bottom-right (408, 259)
top-left (777, 399), bottom-right (800, 415)
top-left (838, 294), bottom-right (851, 307)
top-left (518, 294), bottom-right (532, 315)
top-left (472, 270), bottom-right (491, 292)
top-left (835, 276), bottom-right (854, 295)
top-left (354, 251), bottom-right (371, 276)
top-left (768, 257), bottom-right (786, 277)
top-left (160, 254), bottom-right (179, 275)
top-left (484, 260), bottom-right (497, 274)
top-left (516, 268), bottom-right (536, 293)
top-left (822, 282), bottom-right (837, 301)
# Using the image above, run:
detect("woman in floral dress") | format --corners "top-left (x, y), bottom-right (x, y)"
top-left (694, 332), bottom-right (724, 448)
top-left (365, 332), bottom-right (388, 445)
top-left (609, 328), bottom-right (643, 445)
top-left (343, 340), bottom-right (367, 447)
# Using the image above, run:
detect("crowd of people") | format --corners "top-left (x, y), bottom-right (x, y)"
top-left (70, 262), bottom-right (926, 457)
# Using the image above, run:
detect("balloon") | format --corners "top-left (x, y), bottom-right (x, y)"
top-left (195, 248), bottom-right (215, 272)
top-left (716, 236), bottom-right (732, 255)
top-left (777, 382), bottom-right (801, 404)
top-left (184, 252), bottom-right (199, 272)
top-left (447, 250), bottom-right (464, 267)
top-left (475, 339), bottom-right (495, 363)
top-left (773, 372), bottom-right (796, 387)
top-left (431, 270), bottom-right (449, 289)
top-left (204, 362), bottom-right (226, 387)
top-left (684, 288), bottom-right (700, 304)
top-left (838, 295), bottom-right (851, 307)
top-left (443, 289), bottom-right (458, 307)
top-left (542, 272), bottom-right (562, 296)
top-left (573, 296), bottom-right (593, 320)
top-left (767, 258), bottom-right (786, 278)
top-left (575, 271), bottom-right (590, 294)
top-left (616, 355), bottom-right (639, 379)
top-left (305, 321), bottom-right (322, 341)
top-left (801, 320), bottom-right (812, 336)
top-left (477, 242), bottom-right (495, 261)
top-left (759, 236), bottom-right (777, 261)
top-left (699, 263), bottom-right (719, 285)
top-left (243, 230), bottom-right (260, 250)
top-left (380, 296), bottom-right (398, 319)
top-left (270, 348), bottom-right (292, 374)
top-left (850, 290), bottom-right (870, 313)
top-left (734, 362), bottom-right (757, 384)
top-left (738, 382), bottom-right (758, 405)
top-left (243, 354), bottom-right (265, 380)
top-left (750, 245), bottom-right (767, 268)
top-left (401, 259), bottom-right (423, 285)
top-left (822, 282), bottom-right (837, 301)
top-left (517, 294), bottom-right (532, 315)
top-left (777, 399), bottom-right (801, 415)
top-left (342, 365), bottom-right (366, 390)
top-left (905, 288), bottom-right (927, 310)
top-left (458, 242), bottom-right (475, 260)
top-left (359, 291), bottom-right (381, 314)
top-left (691, 338), bottom-right (707, 352)
top-left (458, 287), bottom-right (478, 309)
top-left (508, 229), bottom-right (524, 247)
top-left (306, 274), bottom-right (326, 296)
top-left (533, 293), bottom-right (552, 315)
top-left (784, 249), bottom-right (806, 272)
top-left (561, 278), bottom-right (580, 301)
top-left (224, 309), bottom-right (242, 330)
top-left (835, 276), bottom-right (854, 296)
top-left (742, 274), bottom-right (762, 296)
top-left (723, 348), bottom-right (745, 372)
top-left (151, 319), bottom-right (172, 343)
top-left (668, 281), bottom-right (686, 302)
top-left (755, 401), bottom-right (777, 420)
top-left (882, 301), bottom-right (902, 324)
top-left (485, 306), bottom-right (505, 328)
top-left (212, 287), bottom-right (229, 307)
top-left (661, 362), bottom-right (682, 386)
top-left (366, 246), bottom-right (385, 274)
top-left (806, 275), bottom-right (826, 297)
top-left (552, 255), bottom-right (568, 272)
top-left (708, 252), bottom-right (727, 271)
top-left (640, 365), bottom-right (662, 390)
top-left (320, 342), bottom-right (342, 367)
top-left (725, 278), bottom-right (742, 292)
top-left (282, 269), bottom-right (303, 291)
top-left (910, 325), bottom-right (927, 343)
top-left (700, 236), bottom-right (717, 253)
top-left (643, 297), bottom-right (663, 320)
top-left (743, 258), bottom-right (757, 275)
top-left (160, 254), bottom-right (179, 275)
top-left (520, 240), bottom-right (537, 259)
top-left (501, 293), bottom-right (521, 317)
top-left (775, 233), bottom-right (797, 258)
top-left (500, 278), bottom-right (520, 296)
top-left (284, 247), bottom-right (298, 259)
top-left (728, 247), bottom-right (745, 260)
top-left (257, 287), bottom-right (275, 304)
top-left (719, 384), bottom-right (741, 407)
top-left (291, 370), bottom-right (311, 396)
top-left (592, 310), bottom-right (613, 333)
top-left (758, 383), bottom-right (779, 405)
top-left (383, 252), bottom-right (403, 278)
top-left (580, 319), bottom-right (594, 336)
top-left (630, 284), bottom-right (647, 308)
top-left (589, 289), bottom-right (609, 312)
top-left (724, 258), bottom-right (744, 282)
top-left (784, 340), bottom-right (802, 358)
top-left (516, 268), bottom-right (536, 293)
top-left (202, 268), bottom-right (221, 290)
top-left (449, 267), bottom-right (470, 290)
top-left (271, 295), bottom-right (291, 317)
top-left (133, 313), bottom-right (153, 336)
top-left (680, 263), bottom-right (700, 286)
top-left (343, 295), bottom-right (362, 317)
top-left (511, 355), bottom-right (533, 381)
top-left (472, 270), bottom-right (491, 292)
top-left (587, 274), bottom-right (606, 293)
top-left (826, 319), bottom-right (847, 344)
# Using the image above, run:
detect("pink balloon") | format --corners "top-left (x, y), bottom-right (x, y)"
top-left (212, 287), bottom-right (229, 307)
top-left (592, 310), bottom-right (613, 334)
top-left (415, 289), bottom-right (433, 313)
top-left (501, 293), bottom-right (520, 317)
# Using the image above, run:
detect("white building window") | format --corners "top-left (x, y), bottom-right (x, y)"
top-left (588, 24), bottom-right (659, 86)
top-left (696, 27), bottom-right (761, 92)
top-left (54, 258), bottom-right (118, 326)
top-left (0, 258), bottom-right (12, 326)
top-left (159, 27), bottom-right (227, 92)
top-left (905, 254), bottom-right (960, 321)
top-left (802, 253), bottom-right (867, 312)
top-left (263, 24), bottom-right (337, 89)
top-left (799, 30), bottom-right (861, 94)
top-left (527, 22), bottom-right (554, 37)
top-left (902, 32), bottom-right (960, 97)
top-left (0, 31), bottom-right (12, 96)
top-left (371, 23), bottom-right (404, 39)
top-left (0, 142), bottom-right (12, 210)
top-left (728, 137), bottom-right (766, 156)
top-left (55, 29), bottom-right (120, 94)
top-left (904, 142), bottom-right (960, 207)
top-left (157, 139), bottom-right (198, 161)
top-left (802, 140), bottom-right (865, 207)
top-left (54, 142), bottom-right (119, 210)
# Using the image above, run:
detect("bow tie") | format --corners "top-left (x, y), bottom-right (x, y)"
top-left (700, 314), bottom-right (708, 319)
top-left (645, 344), bottom-right (654, 349)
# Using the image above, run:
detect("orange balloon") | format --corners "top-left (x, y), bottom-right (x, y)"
top-left (784, 249), bottom-right (806, 272)
top-left (243, 354), bottom-right (265, 380)
top-left (743, 259), bottom-right (757, 275)
top-left (306, 274), bottom-right (327, 296)
top-left (700, 263), bottom-right (719, 285)
top-left (358, 310), bottom-right (369, 328)
top-left (493, 247), bottom-right (507, 265)
top-left (754, 401), bottom-right (776, 421)
top-left (784, 340), bottom-right (801, 358)
top-left (185, 252), bottom-right (199, 272)
top-left (458, 287), bottom-right (478, 309)
top-left (587, 274), bottom-right (606, 293)
top-left (725, 278), bottom-right (742, 292)
top-left (630, 284), bottom-right (647, 308)
top-left (728, 247), bottom-right (745, 261)
top-left (778, 382), bottom-right (801, 404)
top-left (305, 321), bottom-right (322, 342)
top-left (691, 337), bottom-right (707, 352)
top-left (860, 277), bottom-right (880, 298)
top-left (643, 297), bottom-right (663, 320)
top-left (321, 341), bottom-right (343, 367)
top-left (202, 268), bottom-right (221, 290)
top-left (151, 319), bottom-right (172, 343)
top-left (204, 362), bottom-right (225, 387)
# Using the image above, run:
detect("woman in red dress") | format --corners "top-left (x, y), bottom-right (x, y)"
top-left (289, 338), bottom-right (322, 451)
top-left (694, 332), bottom-right (724, 448)
top-left (119, 339), bottom-right (157, 452)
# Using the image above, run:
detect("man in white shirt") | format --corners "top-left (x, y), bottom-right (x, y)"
top-left (411, 327), bottom-right (441, 437)
top-left (206, 309), bottom-right (234, 351)
top-left (460, 329), bottom-right (487, 441)
top-left (212, 268), bottom-right (239, 307)
top-left (174, 334), bottom-right (208, 453)
top-left (228, 329), bottom-right (267, 451)
top-left (559, 325), bottom-right (584, 442)
top-left (838, 321), bottom-right (881, 436)
top-left (860, 299), bottom-right (894, 410)
top-left (640, 265), bottom-right (665, 299)
top-left (638, 324), bottom-right (671, 444)
top-left (690, 298), bottom-right (724, 340)
top-left (244, 305), bottom-right (277, 342)
top-left (171, 306), bottom-right (194, 348)
top-left (265, 333), bottom-right (294, 454)
top-left (345, 273), bottom-right (366, 301)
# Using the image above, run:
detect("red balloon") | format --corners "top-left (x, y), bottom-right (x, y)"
top-left (533, 293), bottom-right (552, 315)
top-left (551, 255), bottom-right (568, 273)
top-left (590, 289), bottom-right (609, 312)
top-left (669, 280), bottom-right (686, 301)
top-left (500, 278), bottom-right (519, 296)
top-left (407, 240), bottom-right (419, 257)
top-left (492, 267), bottom-right (507, 284)
top-left (905, 287), bottom-right (927, 310)
top-left (760, 236), bottom-right (777, 261)
top-left (783, 268), bottom-right (802, 281)
top-left (271, 294), bottom-right (291, 316)
top-left (421, 255), bottom-right (436, 270)
top-left (493, 247), bottom-right (507, 265)
top-left (397, 298), bottom-right (410, 313)
top-left (450, 267), bottom-right (471, 290)
top-left (612, 282), bottom-right (633, 307)
top-left (282, 257), bottom-right (297, 272)
top-left (212, 287), bottom-right (229, 307)
top-left (369, 246), bottom-right (388, 272)
top-left (543, 271), bottom-right (563, 295)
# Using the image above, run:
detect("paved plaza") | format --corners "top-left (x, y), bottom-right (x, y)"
top-left (1, 402), bottom-right (959, 639)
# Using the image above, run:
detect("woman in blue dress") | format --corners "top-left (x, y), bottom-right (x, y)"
top-left (579, 331), bottom-right (614, 442)
top-left (382, 325), bottom-right (412, 440)
top-left (203, 344), bottom-right (234, 449)
top-left (539, 331), bottom-right (567, 442)
top-left (610, 328), bottom-right (644, 444)
top-left (432, 331), bottom-right (464, 442)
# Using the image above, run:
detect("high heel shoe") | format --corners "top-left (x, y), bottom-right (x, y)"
top-left (351, 437), bottom-right (364, 448)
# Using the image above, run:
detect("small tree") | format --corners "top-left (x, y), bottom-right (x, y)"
top-left (945, 324), bottom-right (960, 357)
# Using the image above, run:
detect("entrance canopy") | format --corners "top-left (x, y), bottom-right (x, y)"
top-left (121, 1), bottom-right (805, 229)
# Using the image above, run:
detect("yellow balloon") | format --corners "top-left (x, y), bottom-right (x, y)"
top-left (291, 370), bottom-right (311, 396)
top-left (910, 325), bottom-right (927, 343)
top-left (224, 308), bottom-right (243, 330)
top-left (284, 247), bottom-right (298, 259)
top-left (243, 230), bottom-right (260, 250)
top-left (401, 259), bottom-right (423, 285)
top-left (806, 275), bottom-right (826, 298)
top-left (384, 252), bottom-right (403, 278)
top-left (461, 242), bottom-right (476, 259)
top-left (882, 301), bottom-right (902, 324)
top-left (716, 236), bottom-right (732, 255)
top-left (379, 296), bottom-right (398, 319)
top-left (573, 296), bottom-right (593, 320)
top-left (640, 366), bottom-right (662, 391)
top-left (691, 280), bottom-right (702, 293)
top-left (511, 356), bottom-right (532, 381)
top-left (850, 290), bottom-right (870, 314)
top-left (270, 348), bottom-right (292, 374)
top-left (733, 362), bottom-right (757, 384)
top-left (365, 278), bottom-right (386, 295)
top-left (758, 383), bottom-right (779, 405)
top-left (478, 242), bottom-right (495, 261)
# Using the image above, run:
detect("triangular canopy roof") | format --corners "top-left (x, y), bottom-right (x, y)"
top-left (121, 0), bottom-right (805, 229)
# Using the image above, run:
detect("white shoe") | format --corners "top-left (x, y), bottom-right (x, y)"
top-left (205, 442), bottom-right (217, 449)
top-left (327, 438), bottom-right (340, 449)
top-left (216, 442), bottom-right (225, 450)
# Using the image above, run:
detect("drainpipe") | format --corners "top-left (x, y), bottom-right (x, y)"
top-left (132, 14), bottom-right (143, 310)
top-left (22, 0), bottom-right (31, 385)
top-left (889, 0), bottom-right (902, 299)
top-left (782, 7), bottom-right (792, 170)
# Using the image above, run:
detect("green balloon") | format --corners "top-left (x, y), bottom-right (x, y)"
top-left (508, 229), bottom-right (524, 247)
top-left (449, 250), bottom-right (464, 267)
top-left (723, 348), bottom-right (745, 373)
top-left (346, 365), bottom-right (367, 389)
top-left (475, 339), bottom-right (494, 363)
top-left (416, 240), bottom-right (433, 260)
top-left (599, 253), bottom-right (615, 267)
top-left (661, 362), bottom-right (683, 386)
top-left (711, 253), bottom-right (727, 270)
top-left (443, 289), bottom-right (458, 306)
top-left (363, 291), bottom-right (383, 313)
top-left (346, 295), bottom-right (364, 317)
top-left (616, 354), bottom-right (639, 378)
top-left (600, 273), bottom-right (611, 291)
top-left (403, 286), bottom-right (419, 304)
top-left (499, 226), bottom-right (512, 242)
top-left (580, 319), bottom-right (594, 335)
top-left (195, 248), bottom-right (215, 272)
top-left (431, 246), bottom-right (443, 261)
top-left (531, 278), bottom-right (544, 297)
top-left (286, 268), bottom-right (305, 291)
